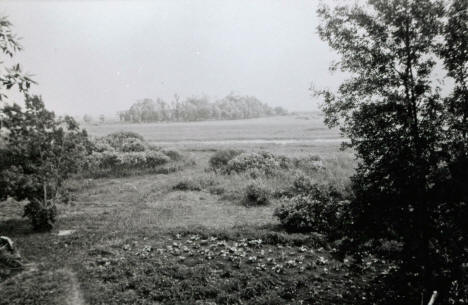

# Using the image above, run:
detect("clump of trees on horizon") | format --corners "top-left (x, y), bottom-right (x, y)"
top-left (118, 93), bottom-right (288, 123)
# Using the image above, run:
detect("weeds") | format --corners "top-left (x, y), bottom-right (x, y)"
top-left (80, 230), bottom-right (381, 305)
top-left (242, 181), bottom-right (271, 206)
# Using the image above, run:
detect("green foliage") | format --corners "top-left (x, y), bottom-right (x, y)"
top-left (0, 96), bottom-right (90, 230)
top-left (160, 148), bottom-right (183, 161)
top-left (120, 137), bottom-right (147, 152)
top-left (99, 131), bottom-right (146, 152)
top-left (0, 268), bottom-right (76, 305)
top-left (84, 132), bottom-right (187, 177)
top-left (242, 181), bottom-right (270, 206)
top-left (79, 231), bottom-right (375, 305)
top-left (0, 16), bottom-right (35, 102)
top-left (208, 149), bottom-right (243, 171)
top-left (274, 177), bottom-right (349, 236)
top-left (23, 200), bottom-right (57, 231)
top-left (119, 93), bottom-right (288, 123)
top-left (85, 150), bottom-right (170, 177)
top-left (225, 152), bottom-right (291, 175)
top-left (317, 0), bottom-right (468, 303)
top-left (215, 152), bottom-right (324, 177)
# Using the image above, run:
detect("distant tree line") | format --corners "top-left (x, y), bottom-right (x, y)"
top-left (118, 94), bottom-right (288, 123)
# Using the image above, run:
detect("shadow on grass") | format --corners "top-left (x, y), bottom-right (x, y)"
top-left (0, 218), bottom-right (35, 237)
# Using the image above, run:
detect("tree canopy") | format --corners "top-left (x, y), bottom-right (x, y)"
top-left (118, 94), bottom-right (288, 123)
top-left (317, 0), bottom-right (467, 303)
top-left (0, 16), bottom-right (35, 102)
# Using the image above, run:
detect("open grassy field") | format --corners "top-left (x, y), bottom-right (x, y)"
top-left (0, 116), bottom-right (373, 305)
top-left (83, 115), bottom-right (343, 154)
top-left (81, 115), bottom-right (346, 160)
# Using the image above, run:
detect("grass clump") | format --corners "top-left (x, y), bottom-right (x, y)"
top-left (242, 181), bottom-right (271, 206)
top-left (173, 173), bottom-right (217, 192)
top-left (172, 178), bottom-right (202, 191)
top-left (0, 269), bottom-right (75, 305)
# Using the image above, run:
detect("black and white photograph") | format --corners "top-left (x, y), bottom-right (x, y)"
top-left (0, 0), bottom-right (466, 304)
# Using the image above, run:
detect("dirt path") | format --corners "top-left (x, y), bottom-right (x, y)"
top-left (64, 268), bottom-right (85, 305)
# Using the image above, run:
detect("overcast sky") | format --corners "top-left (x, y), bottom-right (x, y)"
top-left (1, 0), bottom-right (342, 116)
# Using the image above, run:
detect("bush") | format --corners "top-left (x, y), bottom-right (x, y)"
top-left (84, 151), bottom-right (170, 177)
top-left (225, 152), bottom-right (291, 175)
top-left (209, 149), bottom-right (243, 171)
top-left (101, 131), bottom-right (145, 151)
top-left (143, 151), bottom-right (171, 167)
top-left (274, 181), bottom-right (350, 236)
top-left (105, 131), bottom-right (144, 142)
top-left (93, 140), bottom-right (115, 153)
top-left (209, 151), bottom-right (324, 177)
top-left (291, 155), bottom-right (324, 174)
top-left (120, 138), bottom-right (147, 152)
top-left (23, 200), bottom-right (57, 231)
top-left (243, 181), bottom-right (271, 206)
top-left (161, 148), bottom-right (183, 161)
top-left (280, 175), bottom-right (346, 200)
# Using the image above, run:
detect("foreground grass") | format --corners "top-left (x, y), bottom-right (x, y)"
top-left (0, 148), bottom-right (368, 305)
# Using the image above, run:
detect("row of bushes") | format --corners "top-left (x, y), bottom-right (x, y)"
top-left (206, 149), bottom-right (351, 237)
top-left (207, 149), bottom-right (351, 237)
top-left (93, 131), bottom-right (148, 153)
top-left (209, 149), bottom-right (323, 175)
top-left (84, 131), bottom-right (185, 177)
top-left (86, 151), bottom-right (171, 170)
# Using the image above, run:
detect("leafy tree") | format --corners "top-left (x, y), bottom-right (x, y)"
top-left (0, 96), bottom-right (91, 230)
top-left (434, 1), bottom-right (468, 303)
top-left (317, 0), bottom-right (467, 303)
top-left (0, 16), bottom-right (35, 102)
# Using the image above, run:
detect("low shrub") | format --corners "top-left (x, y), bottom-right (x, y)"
top-left (209, 151), bottom-right (325, 177)
top-left (120, 137), bottom-right (147, 152)
top-left (144, 151), bottom-right (171, 167)
top-left (173, 174), bottom-right (217, 192)
top-left (84, 151), bottom-right (170, 177)
top-left (280, 175), bottom-right (346, 200)
top-left (161, 148), bottom-right (183, 161)
top-left (209, 149), bottom-right (243, 171)
top-left (173, 179), bottom-right (202, 191)
top-left (93, 140), bottom-right (115, 153)
top-left (291, 155), bottom-right (324, 174)
top-left (95, 131), bottom-right (147, 152)
top-left (104, 130), bottom-right (144, 143)
top-left (23, 200), bottom-right (57, 231)
top-left (274, 181), bottom-right (350, 237)
top-left (225, 152), bottom-right (291, 175)
top-left (243, 181), bottom-right (271, 206)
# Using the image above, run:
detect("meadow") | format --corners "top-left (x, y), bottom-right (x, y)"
top-left (0, 115), bottom-right (374, 305)
top-left (84, 115), bottom-right (340, 145)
